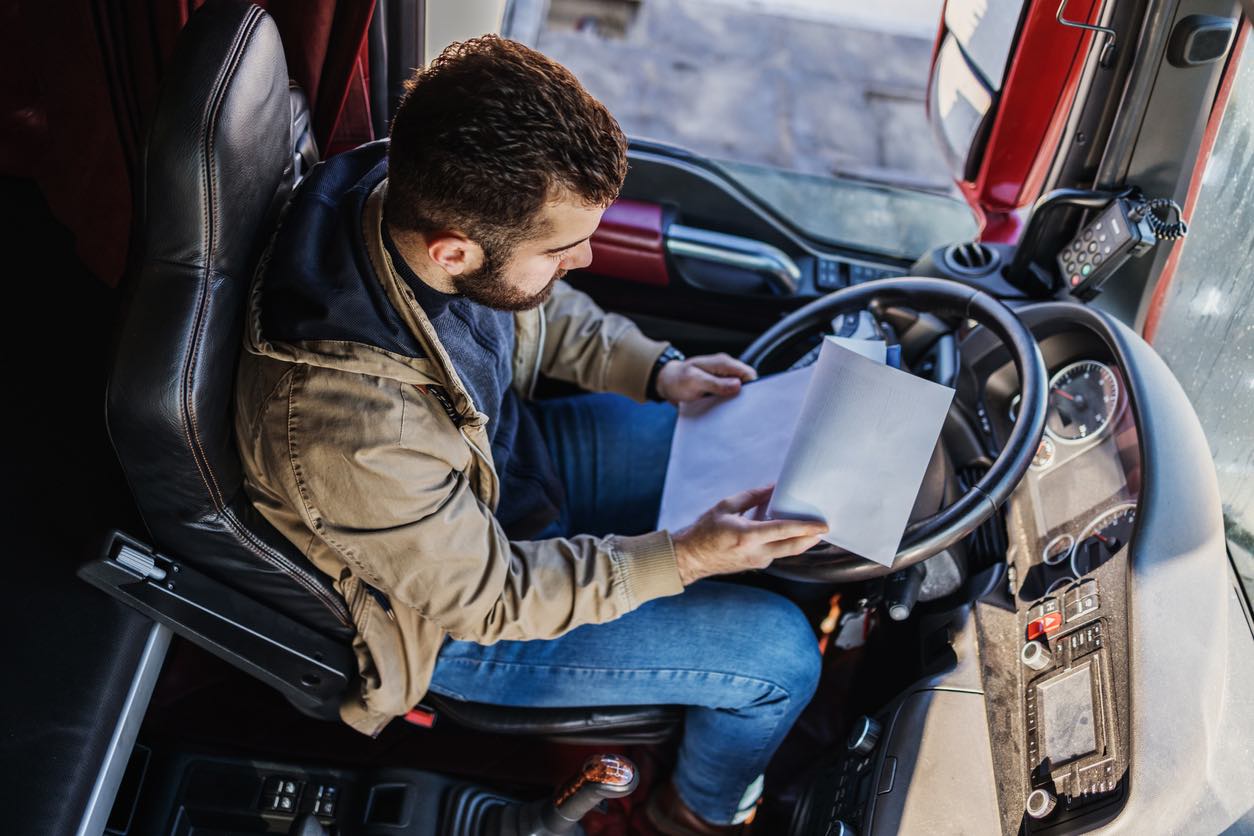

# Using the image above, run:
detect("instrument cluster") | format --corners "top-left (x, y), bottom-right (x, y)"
top-left (998, 357), bottom-right (1141, 601)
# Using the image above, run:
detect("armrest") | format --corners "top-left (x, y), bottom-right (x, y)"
top-left (78, 530), bottom-right (355, 720)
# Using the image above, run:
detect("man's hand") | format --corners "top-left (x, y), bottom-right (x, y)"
top-left (655, 352), bottom-right (757, 403)
top-left (671, 486), bottom-right (828, 585)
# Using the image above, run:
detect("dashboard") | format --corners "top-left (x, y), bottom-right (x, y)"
top-left (976, 328), bottom-right (1140, 832)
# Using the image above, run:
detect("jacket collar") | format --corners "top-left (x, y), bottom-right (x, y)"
top-left (243, 178), bottom-right (491, 429)
top-left (360, 180), bottom-right (488, 428)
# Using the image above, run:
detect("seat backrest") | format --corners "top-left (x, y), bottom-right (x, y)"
top-left (107, 0), bottom-right (353, 639)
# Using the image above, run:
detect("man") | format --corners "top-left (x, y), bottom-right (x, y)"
top-left (235, 36), bottom-right (828, 834)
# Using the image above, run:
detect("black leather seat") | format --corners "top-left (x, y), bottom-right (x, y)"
top-left (102, 0), bottom-right (680, 742)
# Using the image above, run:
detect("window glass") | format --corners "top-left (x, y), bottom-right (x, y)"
top-left (710, 158), bottom-right (978, 260)
top-left (944, 0), bottom-right (1027, 89)
top-left (1149, 32), bottom-right (1254, 605)
top-left (928, 35), bottom-right (995, 179)
top-left (527, 2), bottom-right (980, 261)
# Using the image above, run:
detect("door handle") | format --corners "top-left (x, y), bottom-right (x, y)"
top-left (665, 224), bottom-right (801, 294)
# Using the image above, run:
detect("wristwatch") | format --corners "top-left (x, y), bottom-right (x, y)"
top-left (646, 346), bottom-right (686, 401)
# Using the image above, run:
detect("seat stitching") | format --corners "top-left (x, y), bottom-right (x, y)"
top-left (172, 6), bottom-right (349, 627)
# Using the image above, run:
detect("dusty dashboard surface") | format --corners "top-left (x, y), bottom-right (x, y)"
top-left (969, 324), bottom-right (1139, 834)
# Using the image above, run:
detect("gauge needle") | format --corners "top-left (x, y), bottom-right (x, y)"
top-left (1094, 532), bottom-right (1110, 544)
top-left (1052, 388), bottom-right (1076, 401)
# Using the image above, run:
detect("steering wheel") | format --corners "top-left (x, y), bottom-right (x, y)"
top-left (739, 277), bottom-right (1047, 583)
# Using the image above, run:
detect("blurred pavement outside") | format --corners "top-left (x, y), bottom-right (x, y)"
top-left (508, 0), bottom-right (953, 192)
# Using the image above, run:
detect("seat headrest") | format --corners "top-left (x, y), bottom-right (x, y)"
top-left (143, 0), bottom-right (291, 275)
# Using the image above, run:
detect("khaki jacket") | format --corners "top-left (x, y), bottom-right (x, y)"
top-left (234, 182), bottom-right (684, 735)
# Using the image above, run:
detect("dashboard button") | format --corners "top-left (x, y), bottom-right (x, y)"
top-left (1027, 611), bottom-right (1063, 640)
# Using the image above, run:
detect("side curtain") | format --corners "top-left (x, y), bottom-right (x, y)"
top-left (0, 0), bottom-right (376, 287)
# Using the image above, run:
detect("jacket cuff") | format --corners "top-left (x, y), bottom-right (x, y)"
top-left (612, 530), bottom-right (683, 607)
top-left (605, 329), bottom-right (670, 403)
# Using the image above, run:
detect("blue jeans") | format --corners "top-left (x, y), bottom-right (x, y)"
top-left (429, 393), bottom-right (822, 824)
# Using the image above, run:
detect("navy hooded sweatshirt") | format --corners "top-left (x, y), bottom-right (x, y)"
top-left (260, 141), bottom-right (564, 538)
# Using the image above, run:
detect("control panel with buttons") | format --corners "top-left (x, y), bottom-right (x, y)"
top-left (1025, 578), bottom-right (1101, 645)
top-left (789, 714), bottom-right (890, 835)
top-left (1064, 580), bottom-right (1100, 622)
top-left (259, 773), bottom-right (339, 819)
top-left (1055, 199), bottom-right (1155, 300)
top-left (814, 258), bottom-right (904, 291)
top-left (1021, 614), bottom-right (1120, 825)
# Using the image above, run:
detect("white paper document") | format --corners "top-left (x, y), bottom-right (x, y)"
top-left (657, 337), bottom-right (955, 566)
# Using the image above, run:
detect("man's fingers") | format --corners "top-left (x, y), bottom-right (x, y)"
top-left (693, 353), bottom-right (758, 382)
top-left (740, 517), bottom-right (829, 543)
top-left (760, 533), bottom-right (827, 561)
top-left (714, 485), bottom-right (774, 514)
top-left (690, 367), bottom-right (742, 396)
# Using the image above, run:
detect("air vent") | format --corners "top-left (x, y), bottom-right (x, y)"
top-left (959, 463), bottom-right (1007, 571)
top-left (943, 242), bottom-right (1000, 276)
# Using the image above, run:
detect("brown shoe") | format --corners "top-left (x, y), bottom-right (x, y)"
top-left (643, 780), bottom-right (752, 835)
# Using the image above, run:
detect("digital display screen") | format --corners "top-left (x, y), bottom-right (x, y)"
top-left (1036, 435), bottom-right (1127, 533)
top-left (1037, 664), bottom-right (1098, 766)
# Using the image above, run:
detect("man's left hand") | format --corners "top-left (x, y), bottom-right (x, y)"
top-left (655, 352), bottom-right (757, 403)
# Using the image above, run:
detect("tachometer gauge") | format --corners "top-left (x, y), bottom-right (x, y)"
top-left (1078, 503), bottom-right (1136, 548)
top-left (1071, 502), bottom-right (1137, 576)
top-left (1046, 360), bottom-right (1119, 442)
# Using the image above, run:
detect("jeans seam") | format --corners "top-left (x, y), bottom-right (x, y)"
top-left (432, 655), bottom-right (800, 699)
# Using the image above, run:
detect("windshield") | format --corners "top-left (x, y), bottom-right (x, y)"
top-left (1148, 29), bottom-right (1254, 607)
top-left (528, 1), bottom-right (977, 262)
top-left (711, 158), bottom-right (979, 260)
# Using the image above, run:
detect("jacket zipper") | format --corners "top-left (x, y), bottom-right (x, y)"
top-left (528, 307), bottom-right (546, 399)
top-left (460, 425), bottom-right (500, 509)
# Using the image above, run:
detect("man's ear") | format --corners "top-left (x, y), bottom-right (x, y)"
top-left (427, 231), bottom-right (482, 276)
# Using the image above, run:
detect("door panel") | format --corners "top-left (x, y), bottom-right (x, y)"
top-left (574, 140), bottom-right (919, 354)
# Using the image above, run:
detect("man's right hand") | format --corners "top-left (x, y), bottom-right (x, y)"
top-left (671, 486), bottom-right (829, 586)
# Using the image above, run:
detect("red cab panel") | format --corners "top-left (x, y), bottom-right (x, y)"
top-left (589, 199), bottom-right (671, 287)
top-left (930, 0), bottom-right (1106, 241)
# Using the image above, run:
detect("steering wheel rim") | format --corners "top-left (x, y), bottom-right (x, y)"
top-left (739, 277), bottom-right (1047, 582)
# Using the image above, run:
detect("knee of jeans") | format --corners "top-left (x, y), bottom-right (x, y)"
top-left (733, 590), bottom-right (823, 706)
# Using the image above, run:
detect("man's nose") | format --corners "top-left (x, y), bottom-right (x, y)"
top-left (563, 240), bottom-right (594, 271)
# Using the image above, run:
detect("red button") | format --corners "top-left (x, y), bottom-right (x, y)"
top-left (1027, 611), bottom-right (1063, 640)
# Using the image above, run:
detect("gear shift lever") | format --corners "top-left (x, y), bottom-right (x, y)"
top-left (502, 754), bottom-right (640, 835)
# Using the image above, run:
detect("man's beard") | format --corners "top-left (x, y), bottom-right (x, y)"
top-left (452, 244), bottom-right (566, 312)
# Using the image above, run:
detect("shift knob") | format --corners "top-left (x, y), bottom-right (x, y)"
top-left (504, 754), bottom-right (640, 835)
top-left (548, 755), bottom-right (639, 827)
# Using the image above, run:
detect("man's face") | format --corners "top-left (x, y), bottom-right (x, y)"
top-left (453, 197), bottom-right (604, 311)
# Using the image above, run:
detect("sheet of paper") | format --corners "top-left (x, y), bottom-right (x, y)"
top-left (656, 365), bottom-right (813, 533)
top-left (831, 336), bottom-right (887, 364)
top-left (656, 337), bottom-right (886, 533)
top-left (766, 337), bottom-right (954, 566)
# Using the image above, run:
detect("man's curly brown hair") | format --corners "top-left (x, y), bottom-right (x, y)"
top-left (386, 36), bottom-right (628, 250)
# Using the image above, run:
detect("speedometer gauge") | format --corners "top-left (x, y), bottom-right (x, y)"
top-left (1046, 360), bottom-right (1119, 442)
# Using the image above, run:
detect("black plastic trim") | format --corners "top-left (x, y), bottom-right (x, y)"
top-left (78, 530), bottom-right (355, 720)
